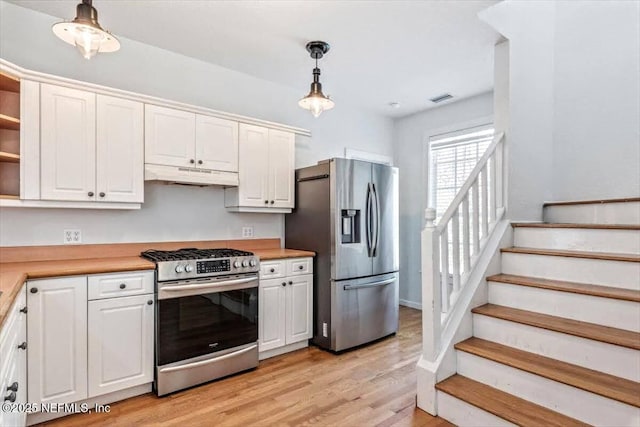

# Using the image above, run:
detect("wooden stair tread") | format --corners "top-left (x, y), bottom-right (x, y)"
top-left (544, 197), bottom-right (640, 207)
top-left (501, 247), bottom-right (640, 263)
top-left (486, 274), bottom-right (640, 302)
top-left (511, 222), bottom-right (640, 230)
top-left (455, 337), bottom-right (640, 407)
top-left (435, 374), bottom-right (589, 427)
top-left (472, 304), bottom-right (640, 350)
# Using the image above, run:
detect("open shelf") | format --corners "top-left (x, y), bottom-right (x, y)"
top-left (0, 114), bottom-right (19, 131)
top-left (0, 72), bottom-right (20, 93)
top-left (0, 151), bottom-right (20, 163)
top-left (0, 194), bottom-right (19, 200)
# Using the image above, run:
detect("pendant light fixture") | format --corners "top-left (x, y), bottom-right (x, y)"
top-left (298, 41), bottom-right (335, 118)
top-left (52, 0), bottom-right (120, 60)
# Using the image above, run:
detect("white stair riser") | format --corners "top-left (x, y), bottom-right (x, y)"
top-left (457, 352), bottom-right (640, 426)
top-left (473, 315), bottom-right (640, 382)
top-left (488, 282), bottom-right (640, 332)
top-left (544, 202), bottom-right (640, 225)
top-left (436, 390), bottom-right (516, 427)
top-left (514, 227), bottom-right (640, 254)
top-left (502, 252), bottom-right (640, 290)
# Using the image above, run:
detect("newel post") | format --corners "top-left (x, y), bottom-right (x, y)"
top-left (421, 208), bottom-right (441, 362)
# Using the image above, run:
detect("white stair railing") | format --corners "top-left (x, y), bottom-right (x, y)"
top-left (422, 132), bottom-right (505, 361)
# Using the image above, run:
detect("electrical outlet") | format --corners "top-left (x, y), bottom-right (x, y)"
top-left (63, 229), bottom-right (82, 244)
top-left (242, 226), bottom-right (254, 238)
top-left (322, 322), bottom-right (328, 338)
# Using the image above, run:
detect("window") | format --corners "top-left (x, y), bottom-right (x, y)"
top-left (429, 125), bottom-right (494, 222)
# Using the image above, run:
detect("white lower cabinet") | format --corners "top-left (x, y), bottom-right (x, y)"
top-left (259, 258), bottom-right (313, 358)
top-left (27, 276), bottom-right (88, 406)
top-left (25, 270), bottom-right (154, 420)
top-left (88, 294), bottom-right (154, 397)
top-left (0, 285), bottom-right (27, 427)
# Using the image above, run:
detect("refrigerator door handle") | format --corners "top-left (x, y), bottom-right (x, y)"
top-left (372, 183), bottom-right (381, 257)
top-left (366, 183), bottom-right (373, 257)
top-left (343, 277), bottom-right (395, 291)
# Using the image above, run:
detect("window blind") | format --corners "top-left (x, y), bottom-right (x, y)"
top-left (429, 125), bottom-right (494, 221)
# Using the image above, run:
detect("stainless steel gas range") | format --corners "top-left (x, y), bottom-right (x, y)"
top-left (141, 248), bottom-right (260, 396)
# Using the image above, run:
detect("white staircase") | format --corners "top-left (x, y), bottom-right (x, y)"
top-left (435, 199), bottom-right (640, 426)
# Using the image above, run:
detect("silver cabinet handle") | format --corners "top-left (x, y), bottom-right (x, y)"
top-left (344, 278), bottom-right (395, 291)
top-left (159, 344), bottom-right (257, 373)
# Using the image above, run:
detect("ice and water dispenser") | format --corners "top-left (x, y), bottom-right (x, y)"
top-left (341, 209), bottom-right (361, 244)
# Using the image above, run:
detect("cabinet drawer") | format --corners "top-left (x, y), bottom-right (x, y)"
top-left (260, 260), bottom-right (286, 279)
top-left (0, 286), bottom-right (26, 374)
top-left (88, 271), bottom-right (154, 300)
top-left (287, 258), bottom-right (313, 276)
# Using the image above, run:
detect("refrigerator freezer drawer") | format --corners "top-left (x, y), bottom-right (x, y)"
top-left (330, 272), bottom-right (399, 352)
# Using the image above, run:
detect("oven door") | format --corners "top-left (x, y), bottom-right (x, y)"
top-left (157, 274), bottom-right (259, 367)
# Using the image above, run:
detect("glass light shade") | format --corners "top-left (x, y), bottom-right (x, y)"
top-left (298, 92), bottom-right (335, 118)
top-left (74, 26), bottom-right (101, 59)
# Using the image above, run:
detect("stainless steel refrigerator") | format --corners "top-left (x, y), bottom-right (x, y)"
top-left (285, 158), bottom-right (399, 351)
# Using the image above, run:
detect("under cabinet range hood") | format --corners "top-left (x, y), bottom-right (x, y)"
top-left (144, 164), bottom-right (239, 186)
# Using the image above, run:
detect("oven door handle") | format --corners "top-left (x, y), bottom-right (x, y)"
top-left (161, 277), bottom-right (257, 292)
top-left (158, 344), bottom-right (258, 373)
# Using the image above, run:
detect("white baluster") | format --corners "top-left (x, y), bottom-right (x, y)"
top-left (481, 166), bottom-right (488, 238)
top-left (489, 153), bottom-right (497, 223)
top-left (452, 209), bottom-right (460, 293)
top-left (472, 179), bottom-right (480, 256)
top-left (462, 195), bottom-right (470, 275)
top-left (421, 208), bottom-right (441, 361)
top-left (440, 225), bottom-right (450, 313)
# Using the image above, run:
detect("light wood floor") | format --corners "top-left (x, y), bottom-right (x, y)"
top-left (40, 307), bottom-right (451, 427)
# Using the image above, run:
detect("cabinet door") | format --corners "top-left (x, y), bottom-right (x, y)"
top-left (286, 274), bottom-right (313, 345)
top-left (88, 294), bottom-right (154, 397)
top-left (96, 95), bottom-right (144, 203)
top-left (268, 129), bottom-right (295, 208)
top-left (27, 276), bottom-right (87, 406)
top-left (238, 124), bottom-right (270, 207)
top-left (40, 84), bottom-right (96, 201)
top-left (258, 278), bottom-right (286, 352)
top-left (144, 104), bottom-right (195, 167)
top-left (195, 115), bottom-right (238, 172)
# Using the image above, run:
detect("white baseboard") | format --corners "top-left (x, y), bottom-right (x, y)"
top-left (399, 299), bottom-right (422, 310)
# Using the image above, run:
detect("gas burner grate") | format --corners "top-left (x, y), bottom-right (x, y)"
top-left (141, 248), bottom-right (254, 262)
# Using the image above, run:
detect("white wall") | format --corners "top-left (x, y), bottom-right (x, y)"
top-left (394, 92), bottom-right (494, 307)
top-left (480, 0), bottom-right (556, 222)
top-left (482, 0), bottom-right (640, 212)
top-left (0, 1), bottom-right (393, 247)
top-left (552, 0), bottom-right (640, 201)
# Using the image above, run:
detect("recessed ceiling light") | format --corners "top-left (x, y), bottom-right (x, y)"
top-left (388, 102), bottom-right (401, 109)
top-left (429, 93), bottom-right (453, 103)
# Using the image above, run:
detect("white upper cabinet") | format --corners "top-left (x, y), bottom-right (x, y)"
top-left (144, 105), bottom-right (195, 168)
top-left (38, 84), bottom-right (144, 205)
top-left (40, 84), bottom-right (96, 201)
top-left (96, 95), bottom-right (144, 203)
top-left (268, 129), bottom-right (295, 209)
top-left (226, 124), bottom-right (295, 212)
top-left (144, 105), bottom-right (240, 186)
top-left (195, 115), bottom-right (238, 172)
top-left (237, 124), bottom-right (270, 207)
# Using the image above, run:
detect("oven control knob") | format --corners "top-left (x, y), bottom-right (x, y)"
top-left (249, 259), bottom-right (257, 267)
top-left (233, 261), bottom-right (241, 268)
top-left (175, 264), bottom-right (184, 273)
top-left (242, 260), bottom-right (250, 267)
top-left (184, 264), bottom-right (193, 273)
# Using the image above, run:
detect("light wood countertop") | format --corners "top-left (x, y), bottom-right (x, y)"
top-left (253, 248), bottom-right (316, 260)
top-left (0, 241), bottom-right (314, 329)
top-left (0, 256), bottom-right (156, 328)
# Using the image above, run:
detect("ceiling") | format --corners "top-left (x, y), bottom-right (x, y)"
top-left (9, 0), bottom-right (500, 118)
